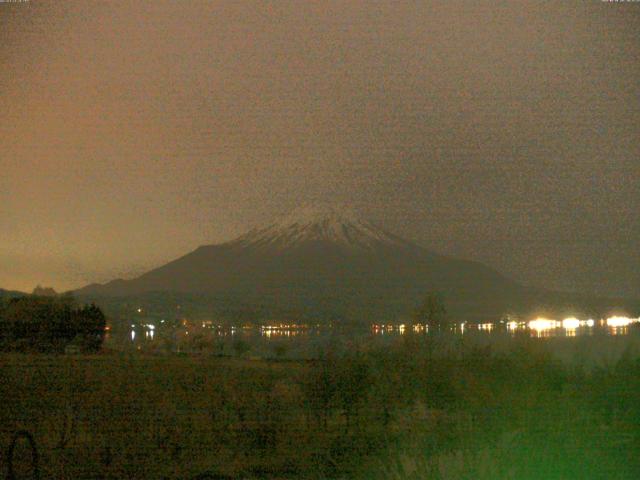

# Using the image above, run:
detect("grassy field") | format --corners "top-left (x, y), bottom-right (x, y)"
top-left (2, 335), bottom-right (640, 479)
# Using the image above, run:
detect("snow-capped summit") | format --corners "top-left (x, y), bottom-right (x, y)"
top-left (74, 203), bottom-right (619, 324)
top-left (230, 204), bottom-right (412, 251)
top-left (272, 204), bottom-right (361, 228)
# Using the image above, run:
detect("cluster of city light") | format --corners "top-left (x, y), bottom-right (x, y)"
top-left (125, 313), bottom-right (640, 345)
top-left (525, 316), bottom-right (635, 333)
top-left (527, 317), bottom-right (600, 333)
top-left (372, 324), bottom-right (397, 333)
top-left (561, 317), bottom-right (581, 330)
top-left (260, 324), bottom-right (309, 338)
top-left (201, 321), bottom-right (214, 328)
top-left (128, 322), bottom-right (158, 342)
top-left (507, 321), bottom-right (521, 331)
top-left (261, 329), bottom-right (302, 338)
top-left (260, 324), bottom-right (307, 331)
top-left (606, 316), bottom-right (640, 328)
top-left (371, 323), bottom-right (430, 334)
top-left (371, 316), bottom-right (630, 336)
top-left (370, 316), bottom-right (637, 336)
top-left (528, 318), bottom-right (560, 331)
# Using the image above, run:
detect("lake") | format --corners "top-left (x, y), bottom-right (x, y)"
top-left (107, 314), bottom-right (640, 365)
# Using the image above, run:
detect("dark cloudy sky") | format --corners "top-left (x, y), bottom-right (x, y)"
top-left (1, 1), bottom-right (638, 297)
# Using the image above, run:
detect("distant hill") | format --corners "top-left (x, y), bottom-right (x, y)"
top-left (0, 288), bottom-right (26, 299)
top-left (75, 205), bottom-right (638, 324)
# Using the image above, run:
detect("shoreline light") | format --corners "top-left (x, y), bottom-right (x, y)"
top-left (528, 318), bottom-right (559, 331)
top-left (606, 316), bottom-right (639, 328)
top-left (562, 317), bottom-right (581, 330)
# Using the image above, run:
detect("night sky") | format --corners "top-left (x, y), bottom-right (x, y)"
top-left (1, 1), bottom-right (638, 297)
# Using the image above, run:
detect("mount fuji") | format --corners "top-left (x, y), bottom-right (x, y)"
top-left (75, 205), bottom-right (626, 323)
top-left (228, 205), bottom-right (414, 252)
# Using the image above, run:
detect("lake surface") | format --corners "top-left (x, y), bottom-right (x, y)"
top-left (105, 315), bottom-right (640, 364)
top-left (374, 315), bottom-right (640, 338)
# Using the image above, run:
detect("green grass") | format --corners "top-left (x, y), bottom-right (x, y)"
top-left (2, 337), bottom-right (640, 479)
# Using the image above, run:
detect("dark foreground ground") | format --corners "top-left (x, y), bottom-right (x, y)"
top-left (2, 335), bottom-right (640, 479)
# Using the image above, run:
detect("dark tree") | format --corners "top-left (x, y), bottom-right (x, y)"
top-left (413, 292), bottom-right (449, 331)
top-left (73, 303), bottom-right (107, 352)
top-left (0, 295), bottom-right (107, 353)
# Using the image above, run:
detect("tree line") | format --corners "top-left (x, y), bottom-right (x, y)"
top-left (0, 295), bottom-right (106, 353)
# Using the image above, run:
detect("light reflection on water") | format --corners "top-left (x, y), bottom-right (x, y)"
top-left (260, 326), bottom-right (306, 338)
top-left (370, 316), bottom-right (640, 339)
top-left (118, 316), bottom-right (640, 352)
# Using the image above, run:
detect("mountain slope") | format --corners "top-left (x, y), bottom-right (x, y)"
top-left (75, 206), bottom-right (632, 322)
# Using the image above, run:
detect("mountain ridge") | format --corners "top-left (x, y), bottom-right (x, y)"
top-left (75, 206), bottom-right (637, 322)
